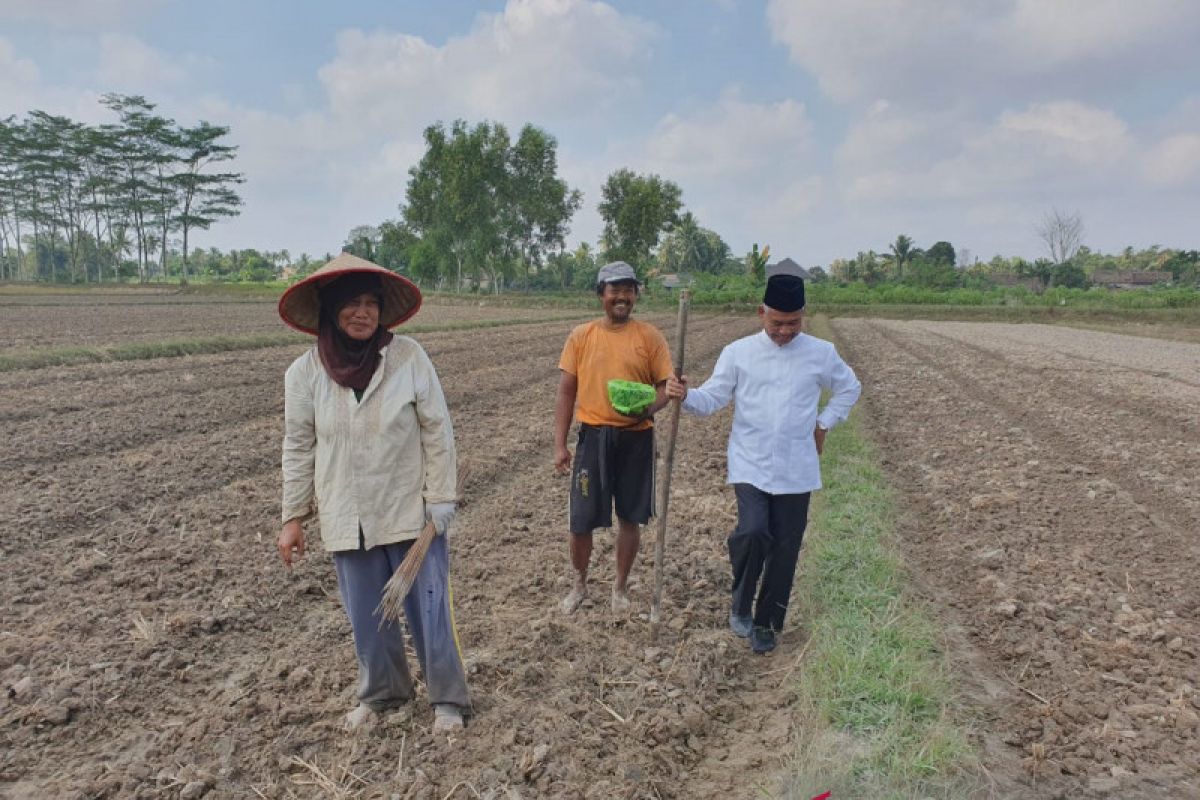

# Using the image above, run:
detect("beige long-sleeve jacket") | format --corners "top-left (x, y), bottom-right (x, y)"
top-left (281, 335), bottom-right (457, 552)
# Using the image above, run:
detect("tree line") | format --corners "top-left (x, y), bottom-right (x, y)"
top-left (345, 123), bottom-right (1197, 294)
top-left (5, 103), bottom-right (1193, 293)
top-left (0, 94), bottom-right (244, 283)
top-left (340, 119), bottom-right (748, 292)
top-left (822, 228), bottom-right (1199, 290)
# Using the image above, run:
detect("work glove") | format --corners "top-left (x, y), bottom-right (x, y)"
top-left (426, 502), bottom-right (457, 537)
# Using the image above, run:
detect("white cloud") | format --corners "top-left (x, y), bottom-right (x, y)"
top-left (643, 89), bottom-right (812, 180)
top-left (614, 89), bottom-right (820, 256)
top-left (836, 100), bottom-right (970, 174)
top-left (96, 33), bottom-right (186, 87)
top-left (766, 0), bottom-right (989, 103)
top-left (995, 101), bottom-right (1131, 165)
top-left (1143, 134), bottom-right (1200, 185)
top-left (998, 0), bottom-right (1190, 66)
top-left (839, 100), bottom-right (1134, 205)
top-left (0, 35), bottom-right (39, 86)
top-left (217, 0), bottom-right (660, 254)
top-left (170, 1), bottom-right (658, 258)
top-left (7, 0), bottom-right (1196, 266)
top-left (318, 0), bottom-right (656, 128)
top-left (766, 0), bottom-right (1200, 105)
top-left (0, 36), bottom-right (110, 121)
top-left (756, 175), bottom-right (824, 227)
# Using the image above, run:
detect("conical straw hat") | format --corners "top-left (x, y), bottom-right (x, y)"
top-left (278, 252), bottom-right (422, 336)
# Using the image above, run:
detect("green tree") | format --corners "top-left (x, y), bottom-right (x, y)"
top-left (597, 168), bottom-right (681, 272)
top-left (1028, 258), bottom-right (1054, 287)
top-left (886, 234), bottom-right (916, 281)
top-left (401, 120), bottom-right (580, 293)
top-left (658, 212), bottom-right (732, 275)
top-left (745, 243), bottom-right (770, 283)
top-left (13, 114), bottom-right (57, 279)
top-left (909, 257), bottom-right (959, 289)
top-left (855, 250), bottom-right (885, 285)
top-left (169, 121), bottom-right (242, 281)
top-left (78, 124), bottom-right (125, 281)
top-left (883, 235), bottom-right (916, 281)
top-left (22, 112), bottom-right (70, 280)
top-left (926, 240), bottom-right (956, 267)
top-left (343, 224), bottom-right (380, 261)
top-left (1050, 262), bottom-right (1087, 288)
top-left (100, 94), bottom-right (173, 282)
top-left (1161, 249), bottom-right (1199, 284)
top-left (375, 220), bottom-right (418, 272)
top-left (403, 120), bottom-right (512, 291)
top-left (238, 249), bottom-right (274, 281)
top-left (0, 117), bottom-right (22, 278)
top-left (507, 125), bottom-right (582, 288)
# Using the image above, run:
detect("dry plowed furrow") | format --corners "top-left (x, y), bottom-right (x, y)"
top-left (835, 317), bottom-right (1200, 798)
top-left (867, 321), bottom-right (1198, 537)
top-left (3, 311), bottom-right (784, 800)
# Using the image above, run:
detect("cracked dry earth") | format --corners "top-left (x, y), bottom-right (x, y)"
top-left (834, 319), bottom-right (1200, 799)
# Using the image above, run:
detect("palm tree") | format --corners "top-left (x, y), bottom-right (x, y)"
top-left (888, 234), bottom-right (915, 280)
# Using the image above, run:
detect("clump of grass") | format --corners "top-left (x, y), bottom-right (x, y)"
top-left (784, 318), bottom-right (980, 798)
top-left (130, 612), bottom-right (160, 645)
top-left (0, 334), bottom-right (303, 371)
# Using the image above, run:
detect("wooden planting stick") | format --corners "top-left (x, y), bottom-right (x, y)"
top-left (650, 289), bottom-right (690, 642)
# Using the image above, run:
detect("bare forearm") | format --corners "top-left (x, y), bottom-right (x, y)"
top-left (646, 382), bottom-right (671, 417)
top-left (554, 379), bottom-right (576, 448)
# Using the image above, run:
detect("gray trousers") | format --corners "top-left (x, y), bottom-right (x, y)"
top-left (332, 534), bottom-right (471, 713)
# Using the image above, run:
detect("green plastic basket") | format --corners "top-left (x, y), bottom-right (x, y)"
top-left (607, 379), bottom-right (656, 416)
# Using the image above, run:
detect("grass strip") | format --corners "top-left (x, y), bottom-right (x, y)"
top-left (0, 314), bottom-right (589, 372)
top-left (685, 301), bottom-right (1200, 326)
top-left (783, 318), bottom-right (979, 799)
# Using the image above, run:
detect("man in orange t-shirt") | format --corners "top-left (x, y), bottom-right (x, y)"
top-left (555, 261), bottom-right (674, 615)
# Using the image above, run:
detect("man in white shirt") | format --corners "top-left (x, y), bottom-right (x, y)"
top-left (665, 272), bottom-right (861, 653)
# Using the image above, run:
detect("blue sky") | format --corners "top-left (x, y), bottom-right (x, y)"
top-left (3, 0), bottom-right (1199, 267)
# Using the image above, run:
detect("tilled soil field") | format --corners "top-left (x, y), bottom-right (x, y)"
top-left (834, 319), bottom-right (1200, 799)
top-left (1, 305), bottom-right (826, 800)
top-left (3, 304), bottom-right (1198, 799)
top-left (0, 293), bottom-right (578, 353)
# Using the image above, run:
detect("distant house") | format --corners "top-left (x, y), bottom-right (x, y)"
top-left (1091, 270), bottom-right (1172, 289)
top-left (766, 258), bottom-right (812, 280)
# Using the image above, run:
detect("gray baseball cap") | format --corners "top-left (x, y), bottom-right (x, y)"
top-left (596, 261), bottom-right (640, 286)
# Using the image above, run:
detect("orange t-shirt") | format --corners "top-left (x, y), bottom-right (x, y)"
top-left (559, 318), bottom-right (674, 430)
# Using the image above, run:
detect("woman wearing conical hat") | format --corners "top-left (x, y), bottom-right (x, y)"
top-left (276, 253), bottom-right (470, 733)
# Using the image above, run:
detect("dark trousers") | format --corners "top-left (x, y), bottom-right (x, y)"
top-left (729, 484), bottom-right (811, 631)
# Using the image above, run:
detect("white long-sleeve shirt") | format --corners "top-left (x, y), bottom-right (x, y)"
top-left (681, 330), bottom-right (861, 495)
top-left (282, 335), bottom-right (457, 552)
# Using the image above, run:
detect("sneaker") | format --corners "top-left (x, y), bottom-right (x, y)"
top-left (344, 703), bottom-right (379, 731)
top-left (729, 612), bottom-right (752, 638)
top-left (750, 626), bottom-right (777, 654)
top-left (432, 703), bottom-right (464, 733)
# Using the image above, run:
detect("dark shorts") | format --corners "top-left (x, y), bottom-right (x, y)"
top-left (569, 424), bottom-right (655, 534)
